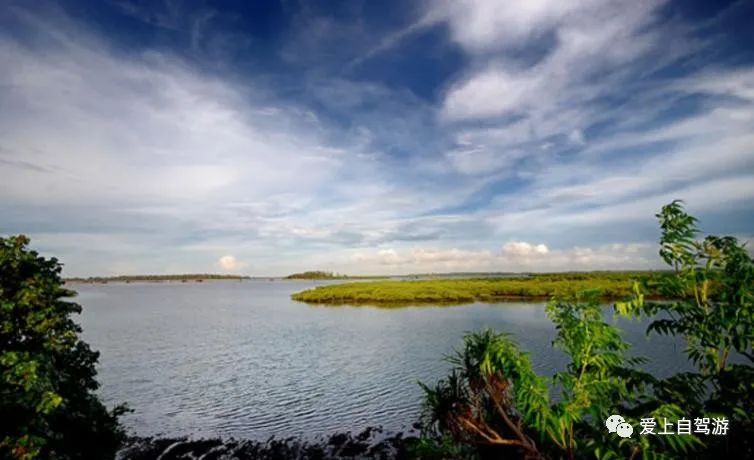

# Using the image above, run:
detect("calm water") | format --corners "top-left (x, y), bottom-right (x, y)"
top-left (75, 280), bottom-right (690, 440)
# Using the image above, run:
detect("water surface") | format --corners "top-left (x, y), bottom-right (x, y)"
top-left (76, 280), bottom-right (690, 440)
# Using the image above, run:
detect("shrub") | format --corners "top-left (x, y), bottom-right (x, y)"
top-left (617, 200), bottom-right (754, 456)
top-left (419, 201), bottom-right (753, 459)
top-left (419, 293), bottom-right (698, 459)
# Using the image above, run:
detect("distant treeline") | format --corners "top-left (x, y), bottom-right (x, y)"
top-left (284, 271), bottom-right (349, 279)
top-left (65, 274), bottom-right (251, 283)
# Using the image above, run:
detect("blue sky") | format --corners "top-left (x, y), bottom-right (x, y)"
top-left (1, 0), bottom-right (753, 276)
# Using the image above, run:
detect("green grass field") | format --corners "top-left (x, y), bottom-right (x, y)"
top-left (291, 272), bottom-right (670, 305)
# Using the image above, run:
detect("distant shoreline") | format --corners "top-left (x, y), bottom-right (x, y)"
top-left (64, 270), bottom-right (673, 282)
top-left (64, 274), bottom-right (251, 284)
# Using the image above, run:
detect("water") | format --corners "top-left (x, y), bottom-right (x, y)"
top-left (75, 280), bottom-right (690, 440)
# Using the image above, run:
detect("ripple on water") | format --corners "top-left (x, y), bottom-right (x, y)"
top-left (76, 282), bottom-right (693, 440)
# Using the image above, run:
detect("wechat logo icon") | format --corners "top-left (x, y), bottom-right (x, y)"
top-left (606, 415), bottom-right (633, 438)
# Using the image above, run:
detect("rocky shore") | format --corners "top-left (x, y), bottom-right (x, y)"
top-left (117, 427), bottom-right (420, 460)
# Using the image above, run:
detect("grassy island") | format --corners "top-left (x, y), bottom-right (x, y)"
top-left (65, 274), bottom-right (251, 283)
top-left (291, 271), bottom-right (670, 305)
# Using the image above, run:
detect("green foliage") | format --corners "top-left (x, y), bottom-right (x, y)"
top-left (419, 294), bottom-right (700, 459)
top-left (616, 200), bottom-right (754, 455)
top-left (292, 272), bottom-right (671, 305)
top-left (620, 201), bottom-right (753, 374)
top-left (419, 201), bottom-right (752, 458)
top-left (1, 235), bottom-right (126, 460)
top-left (284, 271), bottom-right (386, 280)
top-left (284, 271), bottom-right (348, 280)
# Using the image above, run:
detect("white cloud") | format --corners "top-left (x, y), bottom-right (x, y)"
top-left (438, 0), bottom-right (667, 121)
top-left (411, 247), bottom-right (495, 264)
top-left (430, 0), bottom-right (689, 182)
top-left (429, 0), bottom-right (754, 238)
top-left (429, 0), bottom-right (605, 52)
top-left (376, 249), bottom-right (404, 265)
top-left (568, 129), bottom-right (585, 145)
top-left (217, 255), bottom-right (241, 272)
top-left (346, 242), bottom-right (656, 274)
top-left (354, 247), bottom-right (494, 267)
top-left (0, 10), bottom-right (376, 213)
top-left (683, 68), bottom-right (754, 101)
top-left (442, 67), bottom-right (540, 120)
top-left (445, 146), bottom-right (526, 176)
top-left (502, 241), bottom-right (549, 257)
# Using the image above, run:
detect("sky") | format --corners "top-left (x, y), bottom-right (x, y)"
top-left (1, 0), bottom-right (753, 276)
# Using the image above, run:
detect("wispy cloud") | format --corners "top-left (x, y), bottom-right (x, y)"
top-left (348, 242), bottom-right (655, 274)
top-left (0, 1), bottom-right (752, 276)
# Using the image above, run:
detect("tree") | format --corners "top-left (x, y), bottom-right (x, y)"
top-left (1, 235), bottom-right (126, 460)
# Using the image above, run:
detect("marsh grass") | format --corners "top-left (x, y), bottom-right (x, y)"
top-left (291, 272), bottom-right (672, 306)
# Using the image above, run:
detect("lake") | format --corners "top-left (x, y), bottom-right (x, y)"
top-left (75, 279), bottom-right (690, 440)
